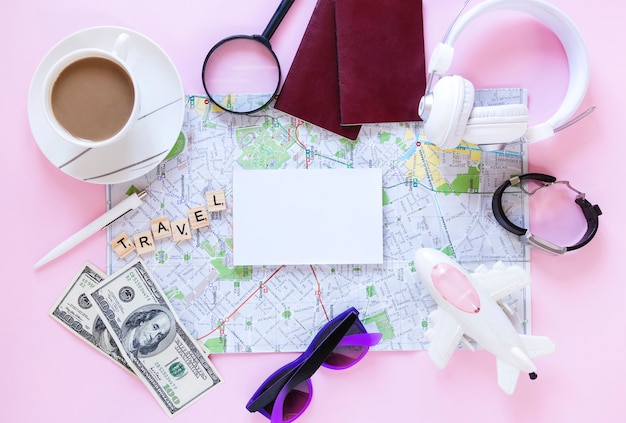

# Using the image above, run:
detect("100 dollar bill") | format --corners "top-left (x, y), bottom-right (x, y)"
top-left (90, 258), bottom-right (222, 416)
top-left (49, 262), bottom-right (133, 374)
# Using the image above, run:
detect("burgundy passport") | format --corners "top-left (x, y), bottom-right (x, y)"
top-left (335, 0), bottom-right (426, 125)
top-left (275, 0), bottom-right (361, 140)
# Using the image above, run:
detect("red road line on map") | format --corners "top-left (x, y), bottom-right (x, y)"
top-left (196, 263), bottom-right (331, 340)
top-left (196, 265), bottom-right (285, 340)
top-left (310, 265), bottom-right (330, 322)
top-left (293, 121), bottom-right (306, 149)
top-left (290, 121), bottom-right (309, 170)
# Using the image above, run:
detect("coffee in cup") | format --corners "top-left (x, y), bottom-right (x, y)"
top-left (43, 33), bottom-right (140, 148)
top-left (51, 57), bottom-right (135, 141)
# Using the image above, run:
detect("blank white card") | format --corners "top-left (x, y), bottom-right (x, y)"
top-left (232, 168), bottom-right (383, 265)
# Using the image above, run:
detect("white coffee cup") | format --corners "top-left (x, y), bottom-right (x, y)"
top-left (42, 33), bottom-right (140, 149)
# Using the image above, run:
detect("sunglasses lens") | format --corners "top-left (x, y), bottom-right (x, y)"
top-left (283, 381), bottom-right (311, 422)
top-left (264, 380), bottom-right (312, 423)
top-left (324, 322), bottom-right (367, 369)
top-left (325, 344), bottom-right (366, 368)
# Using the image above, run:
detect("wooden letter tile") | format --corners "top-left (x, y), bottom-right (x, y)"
top-left (171, 218), bottom-right (192, 242)
top-left (188, 206), bottom-right (211, 229)
top-left (151, 216), bottom-right (172, 240)
top-left (206, 190), bottom-right (227, 212)
top-left (110, 232), bottom-right (135, 258)
top-left (134, 230), bottom-right (156, 255)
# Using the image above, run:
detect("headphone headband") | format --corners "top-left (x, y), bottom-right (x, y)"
top-left (428, 0), bottom-right (590, 142)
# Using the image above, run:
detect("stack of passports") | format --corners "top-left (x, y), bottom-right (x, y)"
top-left (275, 0), bottom-right (426, 140)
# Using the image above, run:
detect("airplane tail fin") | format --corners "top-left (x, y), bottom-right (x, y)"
top-left (496, 337), bottom-right (555, 395)
top-left (496, 358), bottom-right (521, 395)
top-left (519, 334), bottom-right (556, 358)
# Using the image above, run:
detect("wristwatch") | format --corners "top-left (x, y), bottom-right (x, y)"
top-left (492, 173), bottom-right (602, 254)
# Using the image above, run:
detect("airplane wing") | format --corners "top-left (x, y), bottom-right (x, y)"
top-left (471, 262), bottom-right (531, 302)
top-left (427, 309), bottom-right (464, 369)
top-left (496, 357), bottom-right (521, 395)
top-left (519, 335), bottom-right (556, 358)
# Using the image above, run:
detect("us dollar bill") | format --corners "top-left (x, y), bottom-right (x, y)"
top-left (90, 258), bottom-right (222, 416)
top-left (49, 262), bottom-right (134, 374)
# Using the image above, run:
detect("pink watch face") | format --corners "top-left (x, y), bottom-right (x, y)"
top-left (431, 263), bottom-right (481, 313)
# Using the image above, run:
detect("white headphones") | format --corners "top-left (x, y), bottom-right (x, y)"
top-left (418, 0), bottom-right (590, 150)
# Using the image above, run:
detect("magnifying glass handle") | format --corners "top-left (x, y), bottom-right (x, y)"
top-left (262, 0), bottom-right (296, 41)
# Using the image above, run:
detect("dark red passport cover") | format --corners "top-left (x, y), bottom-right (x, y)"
top-left (274, 0), bottom-right (361, 140)
top-left (335, 0), bottom-right (426, 125)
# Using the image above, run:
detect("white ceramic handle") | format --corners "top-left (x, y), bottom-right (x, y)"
top-left (113, 33), bottom-right (130, 60)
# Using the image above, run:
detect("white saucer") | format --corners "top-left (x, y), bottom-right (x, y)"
top-left (28, 26), bottom-right (185, 184)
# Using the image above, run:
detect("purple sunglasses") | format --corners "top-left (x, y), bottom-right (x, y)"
top-left (246, 307), bottom-right (382, 423)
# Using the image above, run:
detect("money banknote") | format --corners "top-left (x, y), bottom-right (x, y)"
top-left (49, 262), bottom-right (134, 374)
top-left (90, 258), bottom-right (222, 416)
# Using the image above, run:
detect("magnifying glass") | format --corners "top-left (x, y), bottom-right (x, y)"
top-left (202, 0), bottom-right (296, 114)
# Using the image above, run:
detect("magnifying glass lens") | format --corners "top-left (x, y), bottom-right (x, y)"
top-left (202, 37), bottom-right (280, 114)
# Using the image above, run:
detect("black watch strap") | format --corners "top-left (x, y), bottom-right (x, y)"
top-left (570, 196), bottom-right (602, 251)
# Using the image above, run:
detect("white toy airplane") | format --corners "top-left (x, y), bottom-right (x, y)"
top-left (414, 247), bottom-right (555, 395)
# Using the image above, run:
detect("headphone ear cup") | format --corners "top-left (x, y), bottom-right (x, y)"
top-left (464, 104), bottom-right (530, 145)
top-left (423, 75), bottom-right (474, 150)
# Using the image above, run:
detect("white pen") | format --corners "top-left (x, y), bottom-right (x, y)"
top-left (35, 190), bottom-right (147, 269)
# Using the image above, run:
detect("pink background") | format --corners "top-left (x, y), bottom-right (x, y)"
top-left (3, 0), bottom-right (623, 421)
